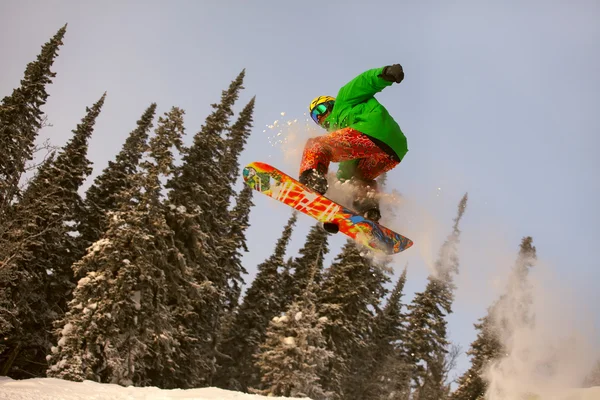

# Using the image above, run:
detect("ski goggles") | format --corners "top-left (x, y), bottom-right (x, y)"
top-left (310, 101), bottom-right (333, 124)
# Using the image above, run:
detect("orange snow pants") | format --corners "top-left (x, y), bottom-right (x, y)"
top-left (299, 127), bottom-right (400, 183)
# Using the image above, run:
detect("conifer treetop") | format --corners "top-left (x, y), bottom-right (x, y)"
top-left (0, 24), bottom-right (67, 211)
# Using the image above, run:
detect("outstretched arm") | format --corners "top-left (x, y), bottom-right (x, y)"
top-left (335, 64), bottom-right (404, 107)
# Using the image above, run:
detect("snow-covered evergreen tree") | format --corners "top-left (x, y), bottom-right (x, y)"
top-left (317, 240), bottom-right (392, 399)
top-left (0, 24), bottom-right (66, 216)
top-left (493, 236), bottom-right (537, 337)
top-left (405, 193), bottom-right (468, 399)
top-left (213, 184), bottom-right (255, 378)
top-left (165, 71), bottom-right (246, 383)
top-left (363, 267), bottom-right (411, 400)
top-left (47, 107), bottom-right (191, 387)
top-left (406, 277), bottom-right (453, 399)
top-left (281, 223), bottom-right (329, 311)
top-left (167, 70), bottom-right (245, 284)
top-left (481, 237), bottom-right (537, 399)
top-left (279, 257), bottom-right (295, 311)
top-left (219, 184), bottom-right (255, 311)
top-left (450, 236), bottom-right (536, 400)
top-left (252, 235), bottom-right (332, 399)
top-left (450, 315), bottom-right (502, 400)
top-left (79, 103), bottom-right (156, 249)
top-left (217, 97), bottom-right (256, 311)
top-left (0, 94), bottom-right (105, 377)
top-left (220, 97), bottom-right (255, 198)
top-left (252, 301), bottom-right (333, 399)
top-left (217, 212), bottom-right (297, 392)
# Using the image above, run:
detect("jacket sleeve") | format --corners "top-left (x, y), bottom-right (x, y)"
top-left (335, 67), bottom-right (394, 107)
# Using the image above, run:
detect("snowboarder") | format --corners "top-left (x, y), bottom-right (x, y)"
top-left (299, 64), bottom-right (408, 224)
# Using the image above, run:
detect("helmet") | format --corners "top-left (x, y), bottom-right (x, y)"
top-left (309, 96), bottom-right (335, 126)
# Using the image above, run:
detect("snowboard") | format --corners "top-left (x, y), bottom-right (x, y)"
top-left (242, 161), bottom-right (414, 255)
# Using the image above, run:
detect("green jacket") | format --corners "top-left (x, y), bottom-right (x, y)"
top-left (324, 66), bottom-right (408, 162)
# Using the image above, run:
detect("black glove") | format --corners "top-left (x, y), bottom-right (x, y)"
top-left (379, 64), bottom-right (404, 83)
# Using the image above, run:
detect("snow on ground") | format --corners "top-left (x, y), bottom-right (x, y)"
top-left (1, 378), bottom-right (600, 400)
top-left (0, 377), bottom-right (310, 400)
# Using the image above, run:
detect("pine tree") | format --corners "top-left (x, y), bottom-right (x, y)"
top-left (405, 273), bottom-right (454, 388)
top-left (79, 103), bottom-right (156, 248)
top-left (279, 256), bottom-right (295, 311)
top-left (220, 97), bottom-right (255, 197)
top-left (282, 224), bottom-right (329, 310)
top-left (479, 237), bottom-right (537, 399)
top-left (363, 267), bottom-right (411, 400)
top-left (0, 24), bottom-right (66, 216)
top-left (317, 240), bottom-right (392, 399)
top-left (218, 184), bottom-right (255, 311)
top-left (253, 228), bottom-right (332, 399)
top-left (450, 315), bottom-right (502, 400)
top-left (405, 193), bottom-right (468, 399)
top-left (0, 94), bottom-right (105, 377)
top-left (374, 267), bottom-right (408, 361)
top-left (407, 278), bottom-right (454, 400)
top-left (164, 72), bottom-right (246, 384)
top-left (217, 212), bottom-right (297, 392)
top-left (47, 107), bottom-right (191, 387)
top-left (252, 300), bottom-right (333, 399)
top-left (166, 70), bottom-right (245, 284)
top-left (450, 236), bottom-right (537, 400)
top-left (217, 96), bottom-right (256, 311)
top-left (493, 236), bottom-right (537, 337)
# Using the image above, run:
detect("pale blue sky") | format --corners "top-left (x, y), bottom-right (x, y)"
top-left (2, 0), bottom-right (599, 380)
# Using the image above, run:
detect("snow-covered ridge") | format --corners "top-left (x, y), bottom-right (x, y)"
top-left (1, 378), bottom-right (599, 400)
top-left (0, 377), bottom-right (310, 400)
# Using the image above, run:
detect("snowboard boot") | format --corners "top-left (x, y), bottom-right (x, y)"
top-left (362, 208), bottom-right (382, 222)
top-left (299, 167), bottom-right (328, 195)
top-left (352, 179), bottom-right (381, 222)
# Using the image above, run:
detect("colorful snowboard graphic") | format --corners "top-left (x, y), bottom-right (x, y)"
top-left (243, 162), bottom-right (413, 255)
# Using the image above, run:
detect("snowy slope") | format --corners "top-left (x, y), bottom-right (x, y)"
top-left (0, 377), bottom-right (311, 400)
top-left (1, 378), bottom-right (600, 400)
